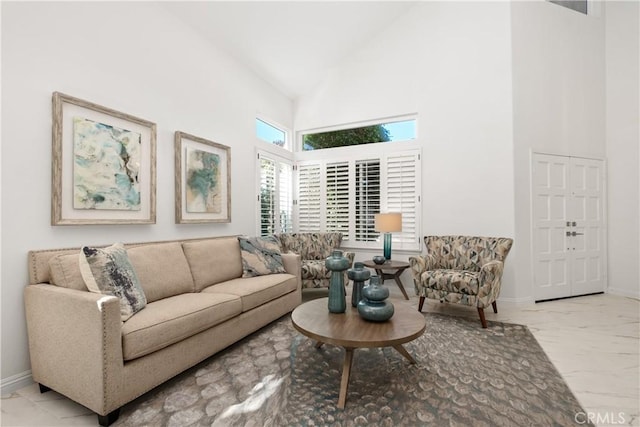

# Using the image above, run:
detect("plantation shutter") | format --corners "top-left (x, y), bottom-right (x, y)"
top-left (259, 156), bottom-right (276, 236)
top-left (257, 151), bottom-right (294, 236)
top-left (384, 150), bottom-right (420, 250)
top-left (297, 162), bottom-right (322, 232)
top-left (326, 161), bottom-right (350, 239)
top-left (355, 159), bottom-right (381, 242)
top-left (278, 162), bottom-right (293, 233)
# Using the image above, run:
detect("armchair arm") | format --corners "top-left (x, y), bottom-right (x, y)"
top-left (281, 252), bottom-right (302, 291)
top-left (408, 254), bottom-right (437, 275)
top-left (409, 254), bottom-right (438, 294)
top-left (24, 284), bottom-right (123, 415)
top-left (477, 260), bottom-right (505, 308)
top-left (343, 251), bottom-right (355, 266)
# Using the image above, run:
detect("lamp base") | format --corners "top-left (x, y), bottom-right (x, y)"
top-left (383, 233), bottom-right (392, 260)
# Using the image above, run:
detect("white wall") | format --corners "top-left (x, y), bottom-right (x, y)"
top-left (295, 2), bottom-right (517, 296)
top-left (510, 0), bottom-right (607, 301)
top-left (605, 1), bottom-right (640, 298)
top-left (1, 2), bottom-right (292, 389)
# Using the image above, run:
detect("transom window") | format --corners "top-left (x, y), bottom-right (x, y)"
top-left (302, 118), bottom-right (416, 151)
top-left (256, 118), bottom-right (287, 149)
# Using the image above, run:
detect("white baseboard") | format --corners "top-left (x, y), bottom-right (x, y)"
top-left (497, 296), bottom-right (535, 305)
top-left (607, 288), bottom-right (640, 300)
top-left (0, 370), bottom-right (33, 396)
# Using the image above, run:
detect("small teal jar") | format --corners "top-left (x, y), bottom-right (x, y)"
top-left (347, 262), bottom-right (370, 307)
top-left (357, 275), bottom-right (394, 322)
top-left (326, 250), bottom-right (350, 313)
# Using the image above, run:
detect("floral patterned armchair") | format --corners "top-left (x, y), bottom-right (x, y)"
top-left (409, 235), bottom-right (513, 328)
top-left (275, 232), bottom-right (355, 289)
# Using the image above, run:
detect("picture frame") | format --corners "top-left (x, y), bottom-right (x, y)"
top-left (51, 92), bottom-right (157, 225)
top-left (175, 131), bottom-right (231, 224)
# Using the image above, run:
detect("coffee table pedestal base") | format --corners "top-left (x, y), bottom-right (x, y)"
top-left (316, 342), bottom-right (417, 409)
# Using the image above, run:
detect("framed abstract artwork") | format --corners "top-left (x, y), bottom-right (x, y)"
top-left (175, 131), bottom-right (231, 224)
top-left (51, 92), bottom-right (157, 225)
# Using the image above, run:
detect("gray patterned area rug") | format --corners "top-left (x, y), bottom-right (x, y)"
top-left (115, 313), bottom-right (591, 427)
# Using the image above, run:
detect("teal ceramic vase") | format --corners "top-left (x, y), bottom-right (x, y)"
top-left (326, 250), bottom-right (350, 313)
top-left (357, 275), bottom-right (394, 321)
top-left (347, 262), bottom-right (370, 307)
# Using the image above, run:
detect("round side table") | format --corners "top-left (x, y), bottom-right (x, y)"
top-left (361, 259), bottom-right (410, 300)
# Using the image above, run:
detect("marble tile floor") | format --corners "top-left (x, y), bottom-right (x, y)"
top-left (1, 292), bottom-right (638, 427)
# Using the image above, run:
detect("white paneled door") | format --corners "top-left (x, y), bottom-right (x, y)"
top-left (532, 153), bottom-right (606, 301)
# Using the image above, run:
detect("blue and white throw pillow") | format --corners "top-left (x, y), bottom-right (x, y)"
top-left (238, 236), bottom-right (287, 278)
top-left (79, 242), bottom-right (147, 321)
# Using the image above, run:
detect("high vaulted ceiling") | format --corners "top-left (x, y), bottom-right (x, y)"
top-left (162, 1), bottom-right (417, 99)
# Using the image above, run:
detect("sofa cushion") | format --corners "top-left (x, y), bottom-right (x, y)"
top-left (48, 253), bottom-right (89, 291)
top-left (182, 238), bottom-right (243, 291)
top-left (121, 292), bottom-right (242, 361)
top-left (202, 274), bottom-right (297, 312)
top-left (238, 236), bottom-right (286, 277)
top-left (421, 269), bottom-right (480, 295)
top-left (127, 242), bottom-right (194, 303)
top-left (79, 243), bottom-right (147, 321)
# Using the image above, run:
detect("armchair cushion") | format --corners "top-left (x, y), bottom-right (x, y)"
top-left (421, 269), bottom-right (480, 295)
top-left (301, 260), bottom-right (331, 280)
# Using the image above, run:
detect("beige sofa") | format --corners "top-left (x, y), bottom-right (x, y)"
top-left (24, 236), bottom-right (301, 426)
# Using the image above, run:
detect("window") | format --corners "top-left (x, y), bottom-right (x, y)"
top-left (548, 0), bottom-right (587, 14)
top-left (302, 118), bottom-right (416, 151)
top-left (296, 148), bottom-right (421, 251)
top-left (257, 151), bottom-right (293, 235)
top-left (256, 118), bottom-right (287, 149)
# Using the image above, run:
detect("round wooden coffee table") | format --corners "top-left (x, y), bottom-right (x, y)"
top-left (361, 259), bottom-right (411, 300)
top-left (291, 297), bottom-right (426, 409)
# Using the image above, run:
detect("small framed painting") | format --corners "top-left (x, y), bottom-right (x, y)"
top-left (175, 131), bottom-right (231, 224)
top-left (51, 92), bottom-right (157, 225)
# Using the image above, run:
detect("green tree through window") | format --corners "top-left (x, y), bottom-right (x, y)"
top-left (303, 125), bottom-right (391, 150)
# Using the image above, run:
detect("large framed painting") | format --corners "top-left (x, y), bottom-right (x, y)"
top-left (175, 131), bottom-right (231, 224)
top-left (51, 92), bottom-right (157, 225)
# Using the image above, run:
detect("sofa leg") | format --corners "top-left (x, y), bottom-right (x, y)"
top-left (418, 296), bottom-right (425, 312)
top-left (97, 408), bottom-right (120, 427)
top-left (38, 383), bottom-right (51, 394)
top-left (477, 308), bottom-right (488, 328)
top-left (492, 301), bottom-right (498, 313)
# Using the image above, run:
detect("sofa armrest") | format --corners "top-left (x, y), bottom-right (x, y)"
top-left (24, 284), bottom-right (124, 415)
top-left (281, 252), bottom-right (302, 291)
top-left (477, 260), bottom-right (505, 307)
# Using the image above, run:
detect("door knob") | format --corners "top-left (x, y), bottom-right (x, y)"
top-left (571, 231), bottom-right (584, 236)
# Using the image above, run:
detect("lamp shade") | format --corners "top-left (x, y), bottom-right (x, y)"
top-left (374, 213), bottom-right (402, 233)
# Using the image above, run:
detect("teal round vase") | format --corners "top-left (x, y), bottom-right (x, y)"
top-left (325, 250), bottom-right (350, 313)
top-left (347, 262), bottom-right (370, 307)
top-left (357, 275), bottom-right (394, 321)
